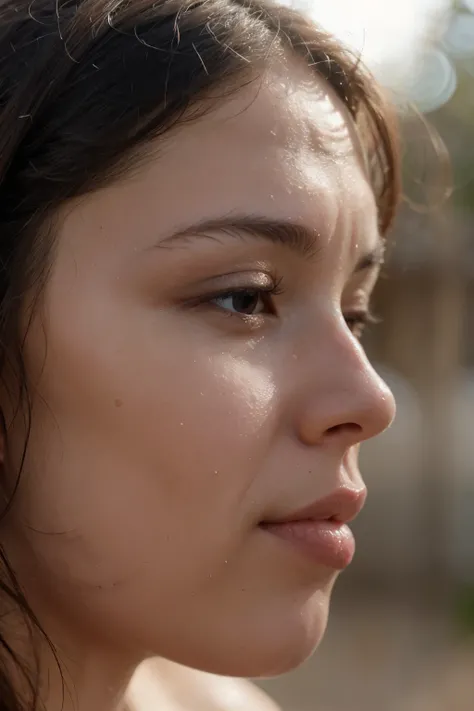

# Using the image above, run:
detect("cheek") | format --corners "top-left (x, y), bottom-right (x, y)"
top-left (206, 354), bottom-right (277, 438)
top-left (10, 336), bottom-right (279, 593)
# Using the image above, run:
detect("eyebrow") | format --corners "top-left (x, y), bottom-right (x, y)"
top-left (157, 215), bottom-right (384, 273)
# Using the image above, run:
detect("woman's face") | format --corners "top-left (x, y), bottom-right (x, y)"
top-left (2, 59), bottom-right (395, 677)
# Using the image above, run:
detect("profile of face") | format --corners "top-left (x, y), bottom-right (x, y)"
top-left (2, 59), bottom-right (395, 679)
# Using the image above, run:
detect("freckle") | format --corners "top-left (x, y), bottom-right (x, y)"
top-left (114, 398), bottom-right (123, 407)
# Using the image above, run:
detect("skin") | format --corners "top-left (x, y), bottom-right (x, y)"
top-left (0, 56), bottom-right (395, 711)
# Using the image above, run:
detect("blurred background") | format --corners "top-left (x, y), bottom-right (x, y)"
top-left (255, 0), bottom-right (474, 709)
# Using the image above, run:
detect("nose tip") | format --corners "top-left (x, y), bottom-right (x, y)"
top-left (332, 346), bottom-right (398, 444)
top-left (298, 375), bottom-right (396, 449)
top-left (295, 332), bottom-right (395, 449)
top-left (362, 374), bottom-right (396, 440)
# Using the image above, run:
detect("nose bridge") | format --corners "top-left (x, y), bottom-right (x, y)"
top-left (295, 323), bottom-right (396, 446)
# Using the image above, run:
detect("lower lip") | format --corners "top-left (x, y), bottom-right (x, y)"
top-left (260, 519), bottom-right (356, 570)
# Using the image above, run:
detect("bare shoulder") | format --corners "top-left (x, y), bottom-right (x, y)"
top-left (125, 657), bottom-right (281, 711)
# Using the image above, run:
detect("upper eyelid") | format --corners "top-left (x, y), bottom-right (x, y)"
top-left (181, 280), bottom-right (273, 306)
top-left (180, 270), bottom-right (278, 297)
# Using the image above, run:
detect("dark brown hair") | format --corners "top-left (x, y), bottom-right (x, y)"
top-left (0, 0), bottom-right (400, 708)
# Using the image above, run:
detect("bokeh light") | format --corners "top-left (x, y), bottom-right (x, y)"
top-left (443, 12), bottom-right (474, 59)
top-left (404, 48), bottom-right (457, 114)
top-left (279, 0), bottom-right (455, 112)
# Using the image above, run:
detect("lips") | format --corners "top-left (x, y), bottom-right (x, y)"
top-left (269, 486), bottom-right (368, 526)
top-left (259, 486), bottom-right (367, 570)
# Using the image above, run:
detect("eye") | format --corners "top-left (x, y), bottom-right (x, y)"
top-left (344, 310), bottom-right (377, 339)
top-left (211, 288), bottom-right (276, 316)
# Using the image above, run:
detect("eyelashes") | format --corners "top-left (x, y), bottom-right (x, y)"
top-left (344, 310), bottom-right (379, 339)
top-left (185, 273), bottom-right (378, 340)
top-left (206, 278), bottom-right (285, 318)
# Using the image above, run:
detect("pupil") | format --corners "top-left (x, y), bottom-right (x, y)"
top-left (233, 290), bottom-right (258, 314)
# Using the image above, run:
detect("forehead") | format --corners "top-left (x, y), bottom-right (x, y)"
top-left (224, 58), bottom-right (367, 169)
top-left (156, 58), bottom-right (375, 236)
top-left (60, 58), bottom-right (379, 265)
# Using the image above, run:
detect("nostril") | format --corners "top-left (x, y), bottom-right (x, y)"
top-left (326, 422), bottom-right (362, 437)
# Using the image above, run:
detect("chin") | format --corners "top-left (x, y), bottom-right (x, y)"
top-left (186, 590), bottom-right (332, 679)
top-left (246, 620), bottom-right (328, 679)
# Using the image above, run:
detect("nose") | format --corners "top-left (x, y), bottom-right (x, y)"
top-left (294, 331), bottom-right (396, 450)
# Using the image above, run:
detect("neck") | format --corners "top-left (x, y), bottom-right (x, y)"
top-left (40, 649), bottom-right (136, 711)
top-left (1, 605), bottom-right (140, 711)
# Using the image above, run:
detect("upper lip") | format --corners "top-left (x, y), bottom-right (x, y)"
top-left (265, 486), bottom-right (367, 525)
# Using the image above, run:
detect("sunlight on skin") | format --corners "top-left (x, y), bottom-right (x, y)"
top-left (1, 53), bottom-right (395, 711)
